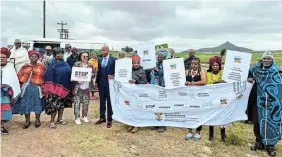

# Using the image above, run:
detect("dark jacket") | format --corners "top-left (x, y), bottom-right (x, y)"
top-left (67, 54), bottom-right (78, 68)
top-left (96, 56), bottom-right (116, 86)
top-left (132, 67), bottom-right (147, 84)
top-left (184, 56), bottom-right (198, 70)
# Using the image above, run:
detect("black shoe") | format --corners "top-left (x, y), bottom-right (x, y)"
top-left (95, 118), bottom-right (106, 125)
top-left (23, 122), bottom-right (30, 129)
top-left (35, 120), bottom-right (41, 128)
top-left (106, 122), bottom-right (112, 128)
top-left (266, 147), bottom-right (276, 156)
top-left (251, 142), bottom-right (264, 151)
top-left (1, 127), bottom-right (9, 135)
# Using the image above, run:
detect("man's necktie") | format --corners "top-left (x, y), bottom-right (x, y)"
top-left (102, 57), bottom-right (107, 67)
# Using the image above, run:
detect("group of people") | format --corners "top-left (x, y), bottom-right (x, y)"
top-left (1, 40), bottom-right (281, 157)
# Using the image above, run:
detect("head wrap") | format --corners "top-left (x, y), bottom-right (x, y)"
top-left (45, 45), bottom-right (52, 50)
top-left (132, 55), bottom-right (141, 63)
top-left (28, 50), bottom-right (40, 58)
top-left (262, 51), bottom-right (274, 59)
top-left (159, 50), bottom-right (168, 59)
top-left (209, 56), bottom-right (222, 65)
top-left (71, 47), bottom-right (77, 53)
top-left (38, 48), bottom-right (45, 54)
top-left (1, 47), bottom-right (11, 58)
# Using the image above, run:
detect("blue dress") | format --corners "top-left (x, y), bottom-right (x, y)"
top-left (13, 84), bottom-right (45, 114)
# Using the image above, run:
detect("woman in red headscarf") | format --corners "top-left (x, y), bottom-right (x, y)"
top-left (126, 55), bottom-right (147, 133)
top-left (1, 47), bottom-right (21, 135)
top-left (206, 56), bottom-right (227, 141)
top-left (13, 50), bottom-right (46, 129)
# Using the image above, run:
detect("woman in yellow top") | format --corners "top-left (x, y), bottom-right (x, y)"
top-left (207, 56), bottom-right (227, 141)
top-left (88, 51), bottom-right (99, 100)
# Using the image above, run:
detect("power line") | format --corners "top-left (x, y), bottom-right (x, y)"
top-left (57, 21), bottom-right (69, 39)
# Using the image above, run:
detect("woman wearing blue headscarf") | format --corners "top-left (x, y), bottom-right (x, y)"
top-left (150, 51), bottom-right (167, 87)
top-left (248, 52), bottom-right (282, 157)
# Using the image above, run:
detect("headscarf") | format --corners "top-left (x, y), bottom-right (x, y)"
top-left (1, 47), bottom-right (11, 58)
top-left (209, 56), bottom-right (222, 65)
top-left (28, 50), bottom-right (40, 58)
top-left (132, 55), bottom-right (141, 63)
top-left (71, 47), bottom-right (77, 53)
top-left (38, 48), bottom-right (45, 54)
top-left (159, 50), bottom-right (168, 59)
top-left (208, 56), bottom-right (222, 71)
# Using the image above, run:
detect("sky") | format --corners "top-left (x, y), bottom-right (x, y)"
top-left (1, 0), bottom-right (282, 52)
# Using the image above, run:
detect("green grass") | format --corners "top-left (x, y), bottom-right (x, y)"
top-left (111, 51), bottom-right (282, 66)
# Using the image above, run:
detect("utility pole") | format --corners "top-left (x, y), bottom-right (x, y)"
top-left (43, 0), bottom-right (46, 38)
top-left (57, 21), bottom-right (69, 39)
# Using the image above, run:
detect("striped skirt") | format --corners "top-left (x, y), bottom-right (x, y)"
top-left (1, 87), bottom-right (13, 121)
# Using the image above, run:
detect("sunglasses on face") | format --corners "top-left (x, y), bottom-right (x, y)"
top-left (82, 56), bottom-right (89, 58)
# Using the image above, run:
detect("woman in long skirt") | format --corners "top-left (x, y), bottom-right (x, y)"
top-left (1, 47), bottom-right (21, 135)
top-left (13, 50), bottom-right (46, 128)
top-left (44, 48), bottom-right (72, 129)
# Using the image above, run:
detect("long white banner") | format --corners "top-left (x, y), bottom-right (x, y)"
top-left (109, 80), bottom-right (253, 128)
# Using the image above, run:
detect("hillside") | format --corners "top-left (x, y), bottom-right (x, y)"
top-left (181, 41), bottom-right (252, 53)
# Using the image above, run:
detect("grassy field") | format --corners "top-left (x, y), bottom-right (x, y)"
top-left (2, 100), bottom-right (282, 157)
top-left (174, 52), bottom-right (282, 65)
top-left (111, 51), bottom-right (282, 66)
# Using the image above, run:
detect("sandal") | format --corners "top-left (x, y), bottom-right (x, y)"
top-left (56, 120), bottom-right (66, 125)
top-left (49, 122), bottom-right (56, 129)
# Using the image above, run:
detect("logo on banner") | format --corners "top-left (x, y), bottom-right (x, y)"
top-left (220, 98), bottom-right (228, 104)
top-left (124, 101), bottom-right (130, 106)
top-left (143, 50), bottom-right (149, 55)
top-left (234, 56), bottom-right (242, 63)
top-left (155, 112), bottom-right (163, 121)
top-left (170, 64), bottom-right (176, 70)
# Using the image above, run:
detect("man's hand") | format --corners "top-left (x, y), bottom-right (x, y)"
top-left (108, 75), bottom-right (114, 80)
top-left (129, 79), bottom-right (136, 84)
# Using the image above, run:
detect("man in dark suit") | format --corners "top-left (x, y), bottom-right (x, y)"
top-left (95, 45), bottom-right (116, 128)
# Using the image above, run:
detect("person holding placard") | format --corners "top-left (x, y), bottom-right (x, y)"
top-left (44, 48), bottom-right (72, 129)
top-left (150, 51), bottom-right (167, 133)
top-left (72, 52), bottom-right (93, 125)
top-left (184, 57), bottom-right (207, 141)
top-left (206, 56), bottom-right (228, 141)
top-left (95, 46), bottom-right (116, 128)
top-left (248, 52), bottom-right (282, 157)
top-left (127, 55), bottom-right (147, 133)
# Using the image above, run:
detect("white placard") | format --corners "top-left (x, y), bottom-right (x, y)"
top-left (136, 43), bottom-right (157, 70)
top-left (163, 58), bottom-right (186, 89)
top-left (109, 80), bottom-right (253, 128)
top-left (114, 58), bottom-right (132, 83)
top-left (223, 50), bottom-right (252, 83)
top-left (71, 67), bottom-right (92, 82)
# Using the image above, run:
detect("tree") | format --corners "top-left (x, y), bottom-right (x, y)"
top-left (220, 48), bottom-right (226, 57)
top-left (121, 46), bottom-right (133, 53)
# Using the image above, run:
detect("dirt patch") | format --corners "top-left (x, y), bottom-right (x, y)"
top-left (1, 100), bottom-right (281, 157)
